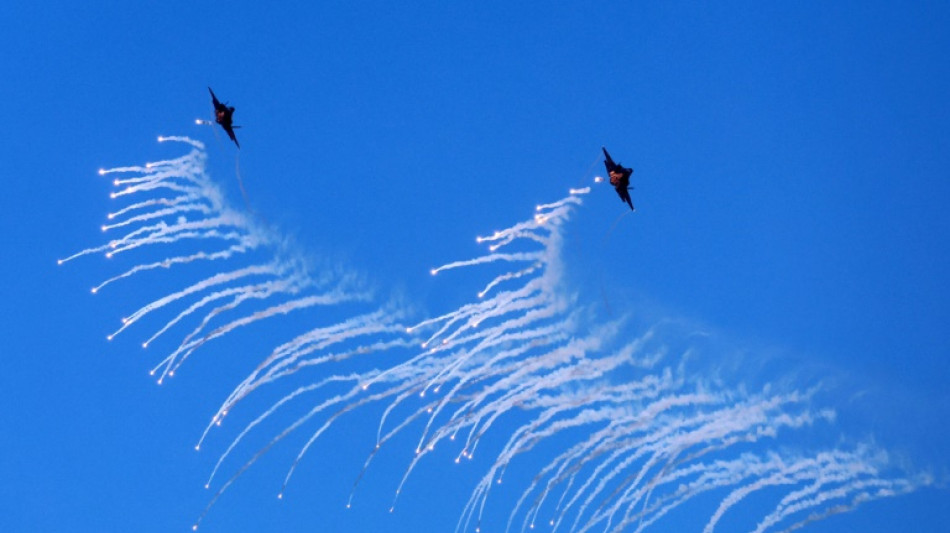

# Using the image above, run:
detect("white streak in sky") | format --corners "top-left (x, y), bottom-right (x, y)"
top-left (68, 140), bottom-right (926, 532)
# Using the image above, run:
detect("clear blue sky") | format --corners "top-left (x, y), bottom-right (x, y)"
top-left (2, 1), bottom-right (949, 532)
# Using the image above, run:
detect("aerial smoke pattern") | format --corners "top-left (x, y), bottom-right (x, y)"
top-left (66, 138), bottom-right (927, 531)
top-left (63, 137), bottom-right (370, 386)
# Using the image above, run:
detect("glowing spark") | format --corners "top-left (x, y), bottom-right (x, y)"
top-left (65, 142), bottom-right (920, 533)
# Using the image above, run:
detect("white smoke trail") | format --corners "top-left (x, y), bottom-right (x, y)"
top-left (64, 138), bottom-right (376, 391)
top-left (67, 138), bottom-right (928, 532)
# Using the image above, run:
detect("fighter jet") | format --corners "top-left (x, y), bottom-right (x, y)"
top-left (208, 87), bottom-right (240, 148)
top-left (602, 147), bottom-right (634, 210)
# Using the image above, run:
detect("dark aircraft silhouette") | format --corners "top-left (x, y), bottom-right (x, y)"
top-left (208, 87), bottom-right (240, 148)
top-left (602, 147), bottom-right (634, 210)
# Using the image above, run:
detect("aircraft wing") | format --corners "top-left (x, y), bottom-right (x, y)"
top-left (224, 126), bottom-right (240, 148)
top-left (208, 87), bottom-right (222, 109)
top-left (602, 147), bottom-right (619, 173)
top-left (615, 185), bottom-right (634, 210)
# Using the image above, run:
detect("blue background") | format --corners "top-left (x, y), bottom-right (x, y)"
top-left (2, 1), bottom-right (948, 531)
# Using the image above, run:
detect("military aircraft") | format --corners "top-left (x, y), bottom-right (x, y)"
top-left (208, 87), bottom-right (240, 148)
top-left (602, 147), bottom-right (634, 210)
